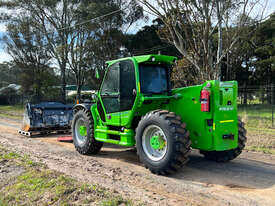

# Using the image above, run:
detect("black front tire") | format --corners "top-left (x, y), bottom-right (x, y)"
top-left (200, 118), bottom-right (247, 162)
top-left (72, 109), bottom-right (103, 155)
top-left (135, 110), bottom-right (191, 175)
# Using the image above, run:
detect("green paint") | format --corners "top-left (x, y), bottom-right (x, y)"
top-left (106, 54), bottom-right (177, 67)
top-left (166, 80), bottom-right (238, 151)
top-left (79, 126), bottom-right (87, 136)
top-left (80, 54), bottom-right (239, 152)
top-left (94, 126), bottom-right (135, 146)
top-left (95, 68), bottom-right (100, 79)
top-left (150, 135), bottom-right (165, 150)
top-left (150, 136), bottom-right (160, 150)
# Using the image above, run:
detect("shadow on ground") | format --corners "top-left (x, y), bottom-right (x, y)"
top-left (98, 144), bottom-right (275, 189)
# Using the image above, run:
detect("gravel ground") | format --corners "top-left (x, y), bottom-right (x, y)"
top-left (0, 117), bottom-right (275, 206)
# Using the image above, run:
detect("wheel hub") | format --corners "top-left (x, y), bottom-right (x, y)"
top-left (79, 125), bottom-right (87, 136)
top-left (142, 125), bottom-right (168, 161)
top-left (150, 135), bottom-right (165, 150)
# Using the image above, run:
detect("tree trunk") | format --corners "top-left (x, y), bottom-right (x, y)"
top-left (216, 0), bottom-right (222, 80)
top-left (35, 79), bottom-right (42, 102)
top-left (267, 75), bottom-right (272, 104)
top-left (244, 84), bottom-right (248, 105)
top-left (76, 84), bottom-right (82, 103)
top-left (226, 53), bottom-right (230, 80)
top-left (60, 64), bottom-right (66, 104)
top-left (261, 87), bottom-right (265, 104)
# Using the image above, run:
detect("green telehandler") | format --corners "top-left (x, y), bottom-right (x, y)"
top-left (72, 54), bottom-right (247, 175)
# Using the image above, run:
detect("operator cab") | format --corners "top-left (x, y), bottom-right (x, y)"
top-left (97, 55), bottom-right (176, 127)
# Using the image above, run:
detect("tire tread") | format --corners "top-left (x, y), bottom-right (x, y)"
top-left (72, 109), bottom-right (103, 155)
top-left (135, 110), bottom-right (191, 175)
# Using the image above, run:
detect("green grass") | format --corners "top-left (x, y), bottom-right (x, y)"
top-left (238, 104), bottom-right (274, 129)
top-left (0, 146), bottom-right (138, 206)
top-left (0, 105), bottom-right (24, 113)
top-left (101, 197), bottom-right (134, 206)
top-left (0, 112), bottom-right (22, 120)
top-left (238, 104), bottom-right (275, 154)
top-left (0, 148), bottom-right (41, 168)
top-left (0, 105), bottom-right (24, 119)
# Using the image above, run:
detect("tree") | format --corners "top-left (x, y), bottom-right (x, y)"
top-left (69, 1), bottom-right (124, 100)
top-left (252, 13), bottom-right (275, 103)
top-left (228, 13), bottom-right (275, 104)
top-left (0, 62), bottom-right (20, 87)
top-left (139, 0), bottom-right (267, 82)
top-left (67, 0), bottom-right (144, 100)
top-left (0, 0), bottom-right (145, 102)
top-left (254, 13), bottom-right (275, 81)
top-left (125, 19), bottom-right (181, 56)
top-left (0, 0), bottom-right (79, 103)
top-left (125, 19), bottom-right (198, 87)
top-left (1, 16), bottom-right (53, 101)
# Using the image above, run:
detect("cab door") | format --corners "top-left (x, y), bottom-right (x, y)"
top-left (98, 60), bottom-right (137, 126)
top-left (119, 60), bottom-right (137, 126)
top-left (98, 62), bottom-right (121, 125)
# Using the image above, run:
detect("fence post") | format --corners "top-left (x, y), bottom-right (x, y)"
top-left (272, 83), bottom-right (274, 128)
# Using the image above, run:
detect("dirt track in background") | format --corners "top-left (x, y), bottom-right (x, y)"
top-left (0, 117), bottom-right (275, 206)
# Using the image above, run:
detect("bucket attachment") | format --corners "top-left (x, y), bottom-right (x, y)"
top-left (18, 102), bottom-right (73, 137)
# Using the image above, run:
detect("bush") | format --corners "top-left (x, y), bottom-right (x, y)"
top-left (0, 88), bottom-right (22, 105)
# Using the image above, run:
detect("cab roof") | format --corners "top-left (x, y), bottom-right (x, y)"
top-left (106, 54), bottom-right (177, 66)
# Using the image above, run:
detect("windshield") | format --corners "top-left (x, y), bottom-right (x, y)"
top-left (139, 64), bottom-right (168, 94)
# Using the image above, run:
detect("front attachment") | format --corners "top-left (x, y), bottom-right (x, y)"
top-left (18, 102), bottom-right (73, 137)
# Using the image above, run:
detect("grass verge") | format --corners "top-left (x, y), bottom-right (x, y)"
top-left (0, 146), bottom-right (139, 206)
top-left (0, 105), bottom-right (23, 120)
top-left (238, 104), bottom-right (275, 154)
top-left (238, 104), bottom-right (274, 129)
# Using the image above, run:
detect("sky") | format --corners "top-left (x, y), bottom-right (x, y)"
top-left (0, 0), bottom-right (274, 63)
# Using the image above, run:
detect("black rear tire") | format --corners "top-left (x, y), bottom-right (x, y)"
top-left (200, 118), bottom-right (247, 162)
top-left (72, 109), bottom-right (103, 155)
top-left (135, 110), bottom-right (191, 175)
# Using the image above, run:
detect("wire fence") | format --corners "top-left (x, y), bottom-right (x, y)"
top-left (238, 84), bottom-right (275, 129)
top-left (0, 84), bottom-right (274, 129)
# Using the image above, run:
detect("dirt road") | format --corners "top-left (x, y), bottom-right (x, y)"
top-left (0, 117), bottom-right (275, 206)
